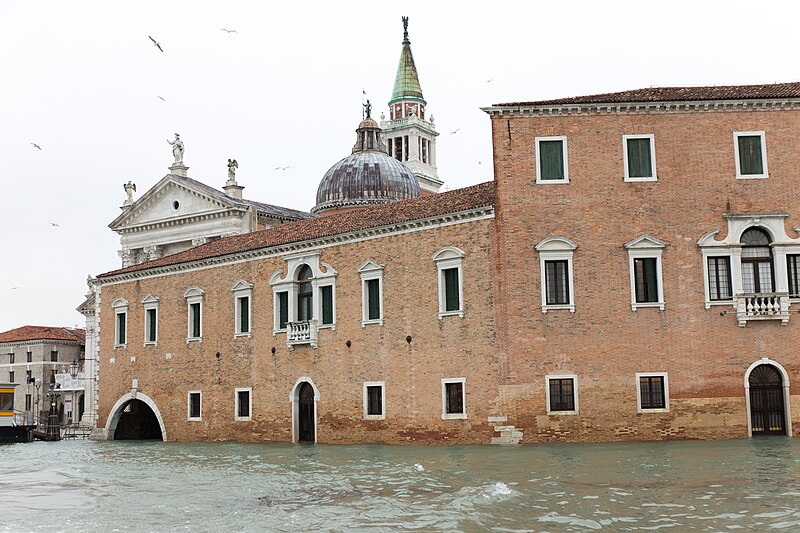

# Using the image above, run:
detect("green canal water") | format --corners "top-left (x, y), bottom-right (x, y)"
top-left (2, 438), bottom-right (800, 532)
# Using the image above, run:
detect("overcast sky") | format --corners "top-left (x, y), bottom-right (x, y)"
top-left (1, 1), bottom-right (798, 331)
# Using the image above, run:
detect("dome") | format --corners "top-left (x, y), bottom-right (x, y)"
top-left (312, 115), bottom-right (421, 214)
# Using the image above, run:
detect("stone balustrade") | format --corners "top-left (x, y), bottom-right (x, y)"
top-left (286, 320), bottom-right (318, 349)
top-left (735, 292), bottom-right (790, 326)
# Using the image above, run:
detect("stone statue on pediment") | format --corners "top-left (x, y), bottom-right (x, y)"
top-left (167, 133), bottom-right (184, 164)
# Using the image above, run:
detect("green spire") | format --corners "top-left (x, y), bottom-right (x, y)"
top-left (389, 17), bottom-right (425, 104)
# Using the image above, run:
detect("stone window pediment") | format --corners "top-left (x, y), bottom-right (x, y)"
top-left (624, 235), bottom-right (666, 250)
top-left (140, 295), bottom-right (159, 305)
top-left (183, 287), bottom-right (204, 299)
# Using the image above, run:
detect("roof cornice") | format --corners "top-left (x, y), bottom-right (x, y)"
top-left (481, 98), bottom-right (800, 117)
top-left (116, 208), bottom-right (248, 235)
top-left (0, 339), bottom-right (83, 348)
top-left (97, 205), bottom-right (494, 285)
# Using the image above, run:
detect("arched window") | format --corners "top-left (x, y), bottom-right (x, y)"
top-left (740, 228), bottom-right (774, 293)
top-left (297, 265), bottom-right (313, 321)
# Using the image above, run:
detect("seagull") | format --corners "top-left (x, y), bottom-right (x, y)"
top-left (31, 143), bottom-right (42, 150)
top-left (486, 79), bottom-right (494, 83)
top-left (49, 222), bottom-right (60, 227)
top-left (149, 35), bottom-right (164, 52)
top-left (157, 96), bottom-right (166, 102)
top-left (220, 28), bottom-right (238, 33)
top-left (9, 287), bottom-right (19, 290)
top-left (274, 166), bottom-right (294, 171)
top-left (449, 129), bottom-right (460, 135)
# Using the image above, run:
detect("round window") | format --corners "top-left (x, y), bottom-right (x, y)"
top-left (173, 200), bottom-right (180, 210)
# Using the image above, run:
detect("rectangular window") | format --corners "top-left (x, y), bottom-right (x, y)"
top-left (235, 388), bottom-right (251, 421)
top-left (366, 279), bottom-right (381, 320)
top-left (708, 256), bottom-right (733, 301)
top-left (188, 391), bottom-right (202, 420)
top-left (441, 378), bottom-right (466, 419)
top-left (25, 394), bottom-right (32, 411)
top-left (50, 350), bottom-right (58, 362)
top-left (734, 132), bottom-right (768, 178)
top-left (189, 302), bottom-right (201, 339)
top-left (788, 255), bottom-right (800, 298)
top-left (26, 370), bottom-right (31, 383)
top-left (634, 258), bottom-right (659, 303)
top-left (623, 135), bottom-right (656, 181)
top-left (145, 308), bottom-right (157, 343)
top-left (27, 351), bottom-right (32, 363)
top-left (8, 371), bottom-right (14, 383)
top-left (116, 311), bottom-right (127, 345)
top-left (443, 268), bottom-right (460, 312)
top-left (363, 381), bottom-right (386, 419)
top-left (278, 291), bottom-right (288, 329)
top-left (0, 391), bottom-right (12, 411)
top-left (548, 377), bottom-right (576, 413)
top-left (8, 353), bottom-right (13, 365)
top-left (536, 137), bottom-right (567, 182)
top-left (237, 296), bottom-right (250, 334)
top-left (640, 376), bottom-right (666, 409)
top-left (321, 285), bottom-right (334, 325)
top-left (544, 260), bottom-right (570, 305)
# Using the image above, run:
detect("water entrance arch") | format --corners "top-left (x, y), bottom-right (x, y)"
top-left (745, 358), bottom-right (792, 437)
top-left (290, 377), bottom-right (319, 443)
top-left (105, 392), bottom-right (167, 441)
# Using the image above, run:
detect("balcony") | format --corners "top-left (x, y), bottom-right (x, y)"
top-left (286, 320), bottom-right (318, 349)
top-left (735, 292), bottom-right (790, 326)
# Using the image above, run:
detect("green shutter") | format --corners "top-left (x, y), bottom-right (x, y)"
top-left (627, 138), bottom-right (652, 178)
top-left (191, 303), bottom-right (201, 337)
top-left (367, 279), bottom-right (380, 320)
top-left (117, 313), bottom-right (126, 344)
top-left (321, 286), bottom-right (333, 325)
top-left (738, 135), bottom-right (764, 175)
top-left (539, 140), bottom-right (565, 180)
top-left (444, 268), bottom-right (460, 311)
top-left (278, 292), bottom-right (288, 329)
top-left (645, 258), bottom-right (658, 303)
top-left (239, 297), bottom-right (249, 333)
top-left (147, 309), bottom-right (156, 342)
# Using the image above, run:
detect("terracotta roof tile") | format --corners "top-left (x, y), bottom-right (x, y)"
top-left (0, 326), bottom-right (86, 344)
top-left (497, 82), bottom-right (800, 107)
top-left (98, 181), bottom-right (496, 279)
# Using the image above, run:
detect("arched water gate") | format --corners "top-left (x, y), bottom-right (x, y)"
top-left (745, 358), bottom-right (792, 437)
top-left (105, 392), bottom-right (167, 441)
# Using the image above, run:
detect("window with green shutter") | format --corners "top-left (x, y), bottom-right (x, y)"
top-left (626, 137), bottom-right (653, 179)
top-left (366, 279), bottom-right (380, 320)
top-left (443, 268), bottom-right (460, 311)
top-left (737, 134), bottom-right (764, 176)
top-left (321, 285), bottom-right (333, 325)
top-left (238, 296), bottom-right (250, 334)
top-left (278, 291), bottom-right (288, 329)
top-left (537, 139), bottom-right (566, 181)
top-left (190, 302), bottom-right (201, 338)
top-left (634, 258), bottom-right (659, 303)
top-left (116, 312), bottom-right (126, 345)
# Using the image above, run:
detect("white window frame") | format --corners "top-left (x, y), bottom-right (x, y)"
top-left (635, 372), bottom-right (670, 413)
top-left (184, 287), bottom-right (204, 342)
top-left (441, 377), bottom-right (467, 420)
top-left (187, 390), bottom-right (202, 421)
top-left (535, 135), bottom-right (569, 184)
top-left (141, 295), bottom-right (159, 346)
top-left (432, 247), bottom-right (465, 319)
top-left (362, 381), bottom-right (386, 420)
top-left (545, 373), bottom-right (579, 415)
top-left (272, 287), bottom-right (289, 334)
top-left (358, 260), bottom-right (385, 326)
top-left (622, 134), bottom-right (657, 182)
top-left (734, 131), bottom-right (768, 179)
top-left (535, 237), bottom-right (577, 313)
top-left (112, 298), bottom-right (128, 348)
top-left (235, 387), bottom-right (252, 421)
top-left (317, 282), bottom-right (337, 329)
top-left (231, 280), bottom-right (253, 338)
top-left (624, 235), bottom-right (666, 311)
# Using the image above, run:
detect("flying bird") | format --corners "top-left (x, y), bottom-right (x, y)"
top-left (449, 129), bottom-right (460, 135)
top-left (49, 222), bottom-right (60, 227)
top-left (9, 287), bottom-right (19, 290)
top-left (274, 166), bottom-right (294, 171)
top-left (31, 143), bottom-right (42, 150)
top-left (157, 96), bottom-right (166, 102)
top-left (220, 28), bottom-right (238, 33)
top-left (486, 79), bottom-right (494, 83)
top-left (149, 35), bottom-right (164, 52)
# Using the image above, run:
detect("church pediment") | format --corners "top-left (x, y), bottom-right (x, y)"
top-left (110, 175), bottom-right (240, 231)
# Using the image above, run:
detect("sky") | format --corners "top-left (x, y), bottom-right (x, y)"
top-left (1, 0), bottom-right (798, 331)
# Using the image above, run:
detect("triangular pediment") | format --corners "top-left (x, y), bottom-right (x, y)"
top-left (109, 175), bottom-right (236, 231)
top-left (624, 235), bottom-right (666, 249)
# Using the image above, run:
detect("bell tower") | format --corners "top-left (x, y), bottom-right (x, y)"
top-left (380, 17), bottom-right (443, 194)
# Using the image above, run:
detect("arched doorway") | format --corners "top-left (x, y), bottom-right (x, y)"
top-left (105, 392), bottom-right (167, 441)
top-left (747, 363), bottom-right (787, 436)
top-left (290, 377), bottom-right (319, 443)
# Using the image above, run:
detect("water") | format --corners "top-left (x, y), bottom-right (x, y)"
top-left (3, 438), bottom-right (800, 532)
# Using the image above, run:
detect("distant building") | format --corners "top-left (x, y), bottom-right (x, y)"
top-left (0, 326), bottom-right (87, 425)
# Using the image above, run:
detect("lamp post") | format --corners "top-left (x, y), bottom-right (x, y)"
top-left (45, 370), bottom-right (61, 440)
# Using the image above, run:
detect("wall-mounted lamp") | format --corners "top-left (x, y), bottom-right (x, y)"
top-left (216, 352), bottom-right (221, 359)
top-left (406, 335), bottom-right (412, 344)
top-left (271, 347), bottom-right (276, 355)
top-left (345, 340), bottom-right (352, 348)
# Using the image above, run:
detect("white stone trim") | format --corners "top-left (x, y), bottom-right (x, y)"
top-left (358, 260), bottom-right (385, 326)
top-left (187, 390), bottom-right (202, 421)
top-left (362, 381), bottom-right (386, 420)
top-left (625, 235), bottom-right (666, 311)
top-left (141, 295), bottom-right (159, 346)
top-left (635, 372), bottom-right (670, 413)
top-left (535, 135), bottom-right (569, 184)
top-left (234, 387), bottom-right (252, 421)
top-left (441, 377), bottom-right (467, 420)
top-left (111, 298), bottom-right (128, 348)
top-left (733, 131), bottom-right (768, 180)
top-left (545, 374), bottom-right (579, 415)
top-left (432, 247), bottom-right (465, 319)
top-left (535, 237), bottom-right (576, 313)
top-left (744, 358), bottom-right (793, 438)
top-left (289, 377), bottom-right (319, 443)
top-left (231, 280), bottom-right (253, 337)
top-left (104, 390), bottom-right (167, 441)
top-left (622, 134), bottom-right (657, 182)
